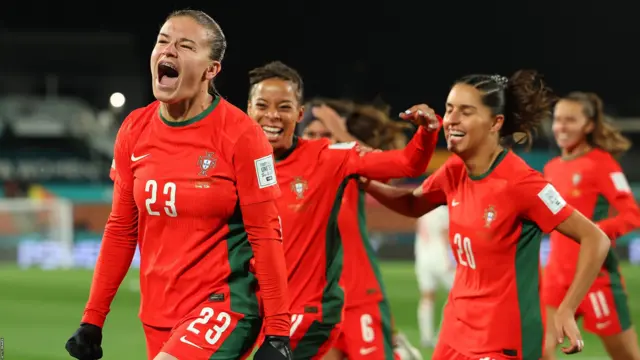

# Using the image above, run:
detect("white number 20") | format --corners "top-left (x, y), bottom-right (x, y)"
top-left (453, 233), bottom-right (476, 269)
top-left (145, 179), bottom-right (177, 217)
top-left (185, 307), bottom-right (232, 345)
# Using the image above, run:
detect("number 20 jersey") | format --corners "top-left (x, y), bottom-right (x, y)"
top-left (421, 150), bottom-right (574, 359)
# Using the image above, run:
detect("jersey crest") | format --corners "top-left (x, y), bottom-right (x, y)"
top-left (484, 205), bottom-right (497, 228)
top-left (198, 151), bottom-right (217, 176)
top-left (290, 176), bottom-right (308, 199)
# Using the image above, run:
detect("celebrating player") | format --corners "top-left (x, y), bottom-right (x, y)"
top-left (65, 10), bottom-right (292, 360)
top-left (414, 205), bottom-right (453, 348)
top-left (302, 101), bottom-right (422, 360)
top-left (246, 61), bottom-right (440, 359)
top-left (542, 92), bottom-right (640, 360)
top-left (362, 71), bottom-right (611, 360)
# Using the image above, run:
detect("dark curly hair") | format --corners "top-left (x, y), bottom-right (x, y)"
top-left (248, 61), bottom-right (304, 103)
top-left (456, 70), bottom-right (554, 148)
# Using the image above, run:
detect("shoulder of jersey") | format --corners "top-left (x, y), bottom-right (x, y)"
top-left (118, 101), bottom-right (160, 138)
top-left (588, 148), bottom-right (617, 165)
top-left (216, 98), bottom-right (264, 141)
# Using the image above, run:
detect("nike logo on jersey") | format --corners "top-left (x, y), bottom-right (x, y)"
top-left (179, 335), bottom-right (203, 349)
top-left (452, 200), bottom-right (459, 207)
top-left (595, 321), bottom-right (611, 329)
top-left (359, 347), bottom-right (377, 355)
top-left (131, 153), bottom-right (150, 162)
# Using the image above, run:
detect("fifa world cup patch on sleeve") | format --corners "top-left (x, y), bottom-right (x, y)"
top-left (610, 172), bottom-right (631, 193)
top-left (538, 183), bottom-right (566, 215)
top-left (255, 154), bottom-right (277, 188)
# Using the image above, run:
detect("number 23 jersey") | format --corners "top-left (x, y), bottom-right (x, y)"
top-left (109, 97), bottom-right (280, 328)
top-left (421, 150), bottom-right (574, 359)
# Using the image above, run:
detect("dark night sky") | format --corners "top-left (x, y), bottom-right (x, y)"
top-left (1, 0), bottom-right (639, 116)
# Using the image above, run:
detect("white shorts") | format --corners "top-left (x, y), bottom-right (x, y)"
top-left (415, 241), bottom-right (455, 293)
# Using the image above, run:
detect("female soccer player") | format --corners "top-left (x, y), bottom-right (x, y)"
top-left (246, 61), bottom-right (440, 359)
top-left (542, 92), bottom-right (640, 360)
top-left (65, 10), bottom-right (291, 360)
top-left (361, 71), bottom-right (611, 360)
top-left (302, 101), bottom-right (422, 360)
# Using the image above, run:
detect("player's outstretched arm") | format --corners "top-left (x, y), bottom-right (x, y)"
top-left (351, 105), bottom-right (442, 180)
top-left (363, 181), bottom-right (442, 218)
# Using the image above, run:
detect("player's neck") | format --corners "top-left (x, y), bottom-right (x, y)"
top-left (160, 92), bottom-right (213, 123)
top-left (561, 141), bottom-right (591, 160)
top-left (463, 143), bottom-right (505, 178)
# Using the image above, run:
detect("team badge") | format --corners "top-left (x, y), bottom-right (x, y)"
top-left (484, 205), bottom-right (497, 228)
top-left (572, 173), bottom-right (582, 197)
top-left (198, 152), bottom-right (217, 176)
top-left (290, 177), bottom-right (308, 199)
top-left (572, 173), bottom-right (581, 185)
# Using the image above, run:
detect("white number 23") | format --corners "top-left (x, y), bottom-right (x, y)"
top-left (145, 179), bottom-right (177, 217)
top-left (185, 307), bottom-right (232, 345)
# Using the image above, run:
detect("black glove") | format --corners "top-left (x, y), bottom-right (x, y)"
top-left (254, 335), bottom-right (293, 360)
top-left (65, 323), bottom-right (103, 360)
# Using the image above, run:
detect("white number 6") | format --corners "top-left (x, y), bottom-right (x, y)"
top-left (360, 314), bottom-right (375, 343)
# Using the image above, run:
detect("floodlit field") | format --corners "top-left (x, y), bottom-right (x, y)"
top-left (1, 262), bottom-right (639, 359)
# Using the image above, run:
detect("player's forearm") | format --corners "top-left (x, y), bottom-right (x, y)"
top-left (82, 182), bottom-right (138, 327)
top-left (358, 126), bottom-right (438, 179)
top-left (241, 201), bottom-right (291, 337)
top-left (82, 232), bottom-right (137, 327)
top-left (560, 229), bottom-right (610, 313)
top-left (364, 181), bottom-right (427, 218)
top-left (597, 201), bottom-right (640, 242)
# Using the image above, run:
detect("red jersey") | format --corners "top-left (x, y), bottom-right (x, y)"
top-left (422, 150), bottom-right (574, 359)
top-left (337, 181), bottom-right (385, 308)
top-left (84, 97), bottom-right (289, 333)
top-left (544, 148), bottom-right (640, 285)
top-left (275, 126), bottom-right (438, 325)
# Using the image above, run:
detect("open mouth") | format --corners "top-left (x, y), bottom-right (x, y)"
top-left (262, 125), bottom-right (284, 140)
top-left (157, 61), bottom-right (180, 88)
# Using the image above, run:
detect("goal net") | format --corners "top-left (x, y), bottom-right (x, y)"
top-left (0, 198), bottom-right (74, 269)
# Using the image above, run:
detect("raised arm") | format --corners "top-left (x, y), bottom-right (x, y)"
top-left (82, 118), bottom-right (139, 328)
top-left (233, 123), bottom-right (290, 337)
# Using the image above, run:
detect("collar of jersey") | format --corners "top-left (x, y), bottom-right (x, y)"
top-left (560, 147), bottom-right (593, 161)
top-left (468, 148), bottom-right (508, 181)
top-left (276, 136), bottom-right (299, 163)
top-left (158, 95), bottom-right (220, 127)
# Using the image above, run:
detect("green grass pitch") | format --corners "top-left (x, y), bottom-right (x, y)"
top-left (1, 262), bottom-right (638, 359)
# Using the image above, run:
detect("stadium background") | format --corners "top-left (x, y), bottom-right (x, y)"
top-left (1, 1), bottom-right (639, 359)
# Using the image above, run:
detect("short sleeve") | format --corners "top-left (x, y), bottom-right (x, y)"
top-left (234, 123), bottom-right (281, 205)
top-left (518, 172), bottom-right (574, 233)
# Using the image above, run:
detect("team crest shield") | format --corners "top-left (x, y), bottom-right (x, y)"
top-left (198, 152), bottom-right (217, 176)
top-left (290, 177), bottom-right (308, 199)
top-left (484, 205), bottom-right (497, 228)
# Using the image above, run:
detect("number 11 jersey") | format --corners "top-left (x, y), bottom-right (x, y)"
top-left (422, 150), bottom-right (574, 360)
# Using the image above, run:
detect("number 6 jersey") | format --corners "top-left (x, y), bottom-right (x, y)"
top-left (421, 149), bottom-right (574, 360)
top-left (85, 97), bottom-right (289, 333)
